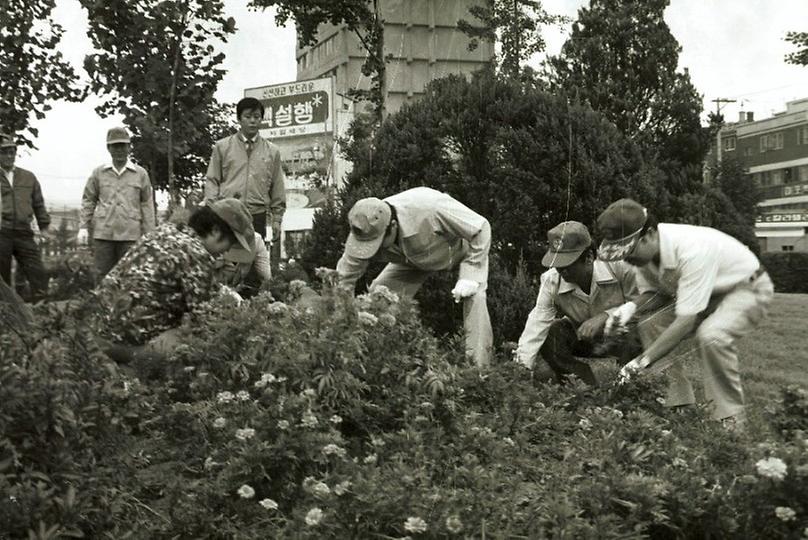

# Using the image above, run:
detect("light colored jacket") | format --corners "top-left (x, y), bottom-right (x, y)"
top-left (80, 161), bottom-right (156, 241)
top-left (337, 187), bottom-right (491, 289)
top-left (204, 133), bottom-right (286, 227)
top-left (516, 260), bottom-right (638, 368)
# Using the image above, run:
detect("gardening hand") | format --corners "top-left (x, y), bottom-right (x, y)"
top-left (605, 301), bottom-right (637, 336)
top-left (577, 312), bottom-right (609, 341)
top-left (451, 279), bottom-right (479, 303)
top-left (618, 355), bottom-right (651, 384)
top-left (77, 228), bottom-right (89, 245)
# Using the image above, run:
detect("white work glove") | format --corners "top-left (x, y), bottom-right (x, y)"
top-left (219, 285), bottom-right (243, 305)
top-left (605, 301), bottom-right (638, 336)
top-left (618, 355), bottom-right (651, 385)
top-left (451, 279), bottom-right (479, 303)
top-left (77, 228), bottom-right (89, 245)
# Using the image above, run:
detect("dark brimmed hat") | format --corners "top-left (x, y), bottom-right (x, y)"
top-left (345, 197), bottom-right (392, 259)
top-left (597, 199), bottom-right (648, 261)
top-left (542, 221), bottom-right (592, 268)
top-left (0, 133), bottom-right (16, 148)
top-left (209, 198), bottom-right (255, 253)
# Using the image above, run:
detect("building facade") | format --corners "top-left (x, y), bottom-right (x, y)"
top-left (295, 0), bottom-right (495, 116)
top-left (716, 98), bottom-right (808, 252)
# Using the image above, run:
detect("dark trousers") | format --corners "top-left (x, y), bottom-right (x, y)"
top-left (540, 318), bottom-right (640, 386)
top-left (0, 229), bottom-right (48, 301)
top-left (94, 239), bottom-right (135, 278)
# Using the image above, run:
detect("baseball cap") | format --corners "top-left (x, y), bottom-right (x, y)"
top-left (344, 197), bottom-right (392, 259)
top-left (597, 198), bottom-right (648, 261)
top-left (106, 127), bottom-right (131, 145)
top-left (0, 133), bottom-right (16, 148)
top-left (541, 221), bottom-right (592, 268)
top-left (209, 198), bottom-right (255, 252)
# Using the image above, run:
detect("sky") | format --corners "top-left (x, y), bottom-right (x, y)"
top-left (20, 0), bottom-right (808, 208)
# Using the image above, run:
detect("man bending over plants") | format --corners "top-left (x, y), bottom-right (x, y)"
top-left (515, 221), bottom-right (640, 385)
top-left (336, 187), bottom-right (493, 367)
top-left (90, 198), bottom-right (255, 363)
top-left (598, 198), bottom-right (774, 431)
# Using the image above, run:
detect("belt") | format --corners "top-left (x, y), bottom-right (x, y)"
top-left (747, 267), bottom-right (766, 283)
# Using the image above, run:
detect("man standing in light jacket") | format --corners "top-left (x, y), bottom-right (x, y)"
top-left (336, 187), bottom-right (493, 367)
top-left (515, 221), bottom-right (639, 385)
top-left (204, 97), bottom-right (286, 257)
top-left (78, 127), bottom-right (156, 277)
top-left (0, 132), bottom-right (51, 300)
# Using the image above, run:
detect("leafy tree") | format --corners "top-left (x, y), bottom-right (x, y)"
top-left (785, 31), bottom-right (808, 66)
top-left (81, 0), bottom-right (236, 204)
top-left (458, 0), bottom-right (567, 79)
top-left (546, 0), bottom-right (708, 171)
top-left (250, 0), bottom-right (387, 120)
top-left (0, 0), bottom-right (80, 146)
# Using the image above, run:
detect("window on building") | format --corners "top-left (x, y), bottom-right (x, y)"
top-left (760, 135), bottom-right (767, 153)
top-left (799, 165), bottom-right (808, 183)
top-left (771, 170), bottom-right (784, 185)
top-left (760, 132), bottom-right (785, 152)
top-left (782, 245), bottom-right (795, 252)
top-left (798, 126), bottom-right (808, 145)
top-left (744, 147), bottom-right (754, 157)
top-left (723, 136), bottom-right (736, 151)
top-left (774, 132), bottom-right (784, 149)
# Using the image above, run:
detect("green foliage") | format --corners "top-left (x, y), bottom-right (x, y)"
top-left (0, 0), bottom-right (80, 146)
top-left (678, 184), bottom-right (760, 255)
top-left (81, 0), bottom-right (236, 198)
top-left (760, 252), bottom-right (808, 294)
top-left (785, 31), bottom-right (808, 66)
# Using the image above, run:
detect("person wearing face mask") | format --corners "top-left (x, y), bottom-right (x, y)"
top-left (598, 198), bottom-right (774, 431)
top-left (515, 221), bottom-right (639, 386)
top-left (336, 187), bottom-right (493, 367)
top-left (77, 127), bottom-right (156, 277)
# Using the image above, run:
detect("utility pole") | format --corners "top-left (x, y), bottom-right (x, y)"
top-left (712, 97), bottom-right (737, 165)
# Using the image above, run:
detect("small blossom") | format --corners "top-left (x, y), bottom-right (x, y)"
top-left (259, 498), bottom-right (278, 510)
top-left (236, 390), bottom-right (251, 401)
top-left (672, 457), bottom-right (687, 468)
top-left (578, 418), bottom-right (592, 430)
top-left (371, 285), bottom-right (400, 303)
top-left (445, 515), bottom-right (463, 534)
top-left (370, 436), bottom-right (386, 447)
top-left (610, 408), bottom-right (624, 419)
top-left (414, 415), bottom-right (428, 423)
top-left (212, 417), bottom-right (227, 429)
top-left (322, 444), bottom-right (347, 458)
top-left (204, 456), bottom-right (217, 470)
top-left (277, 420), bottom-right (290, 430)
top-left (311, 482), bottom-right (330, 497)
top-left (305, 507), bottom-right (324, 526)
top-left (183, 366), bottom-right (196, 372)
top-left (363, 453), bottom-right (378, 465)
top-left (656, 397), bottom-right (666, 404)
top-left (503, 437), bottom-right (515, 447)
top-left (301, 412), bottom-right (319, 428)
top-left (330, 414), bottom-right (343, 424)
top-left (301, 388), bottom-right (317, 398)
top-left (254, 379), bottom-right (268, 388)
top-left (660, 429), bottom-right (672, 437)
top-left (235, 428), bottom-right (256, 441)
top-left (268, 302), bottom-right (289, 315)
top-left (217, 391), bottom-right (235, 404)
top-left (378, 313), bottom-right (397, 327)
top-left (358, 311), bottom-right (378, 326)
top-left (756, 456), bottom-right (788, 480)
top-left (775, 506), bottom-right (796, 522)
top-left (334, 480), bottom-right (352, 496)
top-left (404, 516), bottom-right (428, 534)
top-left (237, 484), bottom-right (255, 499)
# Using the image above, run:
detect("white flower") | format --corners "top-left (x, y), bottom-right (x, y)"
top-left (301, 412), bottom-right (319, 428)
top-left (259, 498), bottom-right (278, 510)
top-left (237, 484), bottom-right (255, 499)
top-left (277, 420), bottom-right (290, 430)
top-left (371, 285), bottom-right (399, 303)
top-left (204, 456), bottom-right (217, 470)
top-left (301, 388), bottom-right (317, 398)
top-left (236, 390), bottom-right (251, 401)
top-left (217, 391), bottom-right (235, 404)
top-left (756, 456), bottom-right (788, 480)
top-left (379, 313), bottom-right (397, 327)
top-left (611, 408), bottom-right (624, 419)
top-left (660, 429), bottom-right (672, 437)
top-left (330, 415), bottom-right (343, 424)
top-left (260, 373), bottom-right (277, 385)
top-left (775, 506), bottom-right (796, 521)
top-left (322, 444), bottom-right (347, 458)
top-left (268, 302), bottom-right (289, 315)
top-left (672, 457), bottom-right (687, 468)
top-left (305, 507), bottom-right (324, 526)
top-left (254, 379), bottom-right (268, 388)
top-left (311, 481), bottom-right (330, 497)
top-left (445, 514), bottom-right (463, 533)
top-left (363, 453), bottom-right (378, 465)
top-left (212, 417), bottom-right (227, 429)
top-left (183, 366), bottom-right (196, 372)
top-left (358, 311), bottom-right (378, 326)
top-left (404, 516), bottom-right (428, 534)
top-left (235, 428), bottom-right (256, 441)
top-left (578, 418), bottom-right (592, 430)
top-left (370, 436), bottom-right (386, 447)
top-left (334, 480), bottom-right (352, 496)
top-left (503, 437), bottom-right (515, 447)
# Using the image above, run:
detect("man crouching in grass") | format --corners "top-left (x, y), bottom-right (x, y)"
top-left (90, 199), bottom-right (254, 364)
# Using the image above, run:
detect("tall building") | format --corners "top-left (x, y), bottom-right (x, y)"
top-left (715, 97), bottom-right (808, 252)
top-left (295, 0), bottom-right (494, 115)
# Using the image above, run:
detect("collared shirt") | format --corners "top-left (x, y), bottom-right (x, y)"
top-left (0, 166), bottom-right (50, 232)
top-left (204, 133), bottom-right (286, 224)
top-left (92, 223), bottom-right (217, 345)
top-left (80, 160), bottom-right (156, 241)
top-left (336, 187), bottom-right (491, 289)
top-left (515, 260), bottom-right (638, 368)
top-left (635, 223), bottom-right (760, 316)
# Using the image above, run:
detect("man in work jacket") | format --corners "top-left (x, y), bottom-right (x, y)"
top-left (0, 132), bottom-right (51, 300)
top-left (204, 97), bottom-right (286, 259)
top-left (78, 127), bottom-right (156, 277)
top-left (598, 198), bottom-right (774, 430)
top-left (336, 187), bottom-right (493, 367)
top-left (515, 221), bottom-right (639, 385)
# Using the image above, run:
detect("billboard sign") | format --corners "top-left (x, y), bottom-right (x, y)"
top-left (244, 77), bottom-right (333, 138)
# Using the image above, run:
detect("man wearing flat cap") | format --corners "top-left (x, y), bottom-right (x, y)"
top-left (515, 221), bottom-right (639, 385)
top-left (598, 198), bottom-right (773, 430)
top-left (336, 187), bottom-right (493, 367)
top-left (78, 127), bottom-right (156, 277)
top-left (91, 198), bottom-right (254, 360)
top-left (0, 132), bottom-right (51, 301)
